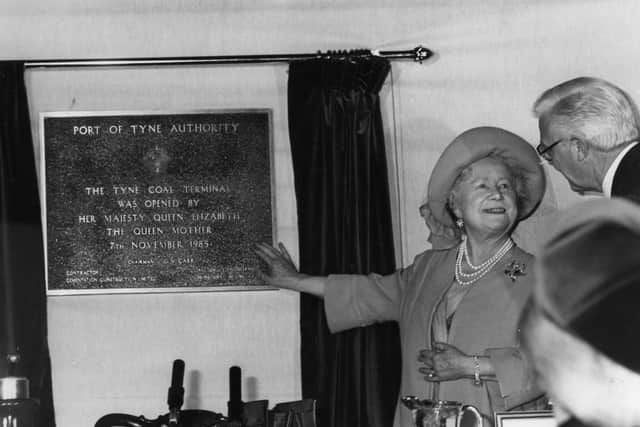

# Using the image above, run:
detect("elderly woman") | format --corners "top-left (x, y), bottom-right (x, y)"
top-left (256, 127), bottom-right (546, 426)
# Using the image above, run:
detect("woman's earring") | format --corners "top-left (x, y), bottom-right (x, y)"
top-left (456, 218), bottom-right (464, 229)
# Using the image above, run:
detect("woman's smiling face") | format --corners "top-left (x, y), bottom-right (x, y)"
top-left (450, 156), bottom-right (519, 239)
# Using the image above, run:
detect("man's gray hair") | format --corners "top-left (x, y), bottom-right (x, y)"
top-left (533, 77), bottom-right (639, 151)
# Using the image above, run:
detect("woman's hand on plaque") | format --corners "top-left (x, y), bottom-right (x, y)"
top-left (254, 242), bottom-right (307, 291)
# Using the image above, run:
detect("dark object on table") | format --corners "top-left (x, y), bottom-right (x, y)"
top-left (242, 400), bottom-right (269, 427)
top-left (95, 410), bottom-right (231, 427)
top-left (227, 366), bottom-right (244, 422)
top-left (95, 359), bottom-right (229, 427)
top-left (269, 399), bottom-right (316, 427)
top-left (168, 359), bottom-right (186, 425)
top-left (94, 361), bottom-right (316, 427)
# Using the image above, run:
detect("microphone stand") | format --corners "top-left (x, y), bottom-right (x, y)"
top-left (167, 359), bottom-right (185, 426)
top-left (227, 366), bottom-right (244, 425)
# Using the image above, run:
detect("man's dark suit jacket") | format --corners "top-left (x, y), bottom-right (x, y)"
top-left (612, 143), bottom-right (640, 204)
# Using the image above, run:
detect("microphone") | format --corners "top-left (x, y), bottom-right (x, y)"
top-left (167, 359), bottom-right (185, 425)
top-left (227, 366), bottom-right (243, 421)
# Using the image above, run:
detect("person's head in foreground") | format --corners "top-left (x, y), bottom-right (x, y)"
top-left (520, 198), bottom-right (640, 427)
top-left (421, 126), bottom-right (545, 250)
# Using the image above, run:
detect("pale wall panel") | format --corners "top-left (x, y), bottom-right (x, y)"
top-left (26, 65), bottom-right (301, 427)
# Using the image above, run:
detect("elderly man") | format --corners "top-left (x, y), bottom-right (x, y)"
top-left (533, 77), bottom-right (640, 203)
top-left (520, 198), bottom-right (640, 427)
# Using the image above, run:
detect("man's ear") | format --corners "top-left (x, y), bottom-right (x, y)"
top-left (573, 138), bottom-right (589, 162)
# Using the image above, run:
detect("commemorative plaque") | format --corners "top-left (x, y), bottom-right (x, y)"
top-left (42, 110), bottom-right (274, 294)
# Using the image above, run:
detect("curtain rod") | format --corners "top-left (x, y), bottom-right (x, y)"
top-left (24, 46), bottom-right (432, 69)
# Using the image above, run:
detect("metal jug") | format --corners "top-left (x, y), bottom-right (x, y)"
top-left (0, 376), bottom-right (38, 427)
top-left (401, 396), bottom-right (483, 427)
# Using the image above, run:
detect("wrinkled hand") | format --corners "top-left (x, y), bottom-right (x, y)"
top-left (254, 242), bottom-right (306, 290)
top-left (418, 342), bottom-right (472, 382)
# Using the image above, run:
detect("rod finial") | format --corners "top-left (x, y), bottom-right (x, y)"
top-left (6, 352), bottom-right (21, 377)
top-left (414, 46), bottom-right (434, 63)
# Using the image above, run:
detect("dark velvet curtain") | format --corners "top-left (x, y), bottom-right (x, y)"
top-left (0, 62), bottom-right (56, 426)
top-left (288, 56), bottom-right (401, 427)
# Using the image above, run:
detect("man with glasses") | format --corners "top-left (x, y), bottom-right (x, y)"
top-left (532, 77), bottom-right (640, 203)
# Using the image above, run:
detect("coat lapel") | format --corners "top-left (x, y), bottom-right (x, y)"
top-left (415, 248), bottom-right (457, 348)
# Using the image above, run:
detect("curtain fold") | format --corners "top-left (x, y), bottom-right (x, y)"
top-left (288, 56), bottom-right (401, 427)
top-left (0, 62), bottom-right (56, 426)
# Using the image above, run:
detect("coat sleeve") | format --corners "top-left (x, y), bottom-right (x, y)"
top-left (485, 347), bottom-right (541, 405)
top-left (323, 267), bottom-right (411, 333)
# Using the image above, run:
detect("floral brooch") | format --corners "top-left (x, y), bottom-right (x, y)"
top-left (504, 260), bottom-right (526, 282)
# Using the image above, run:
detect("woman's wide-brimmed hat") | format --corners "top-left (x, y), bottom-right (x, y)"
top-left (422, 126), bottom-right (545, 249)
top-left (532, 198), bottom-right (640, 373)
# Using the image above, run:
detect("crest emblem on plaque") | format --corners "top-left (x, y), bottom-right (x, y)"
top-left (142, 146), bottom-right (171, 174)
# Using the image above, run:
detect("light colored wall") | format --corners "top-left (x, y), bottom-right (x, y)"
top-left (388, 0), bottom-right (640, 261)
top-left (26, 65), bottom-right (303, 425)
top-left (2, 1), bottom-right (640, 426)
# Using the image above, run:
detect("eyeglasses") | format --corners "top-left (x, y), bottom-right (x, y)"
top-left (537, 136), bottom-right (640, 162)
top-left (536, 138), bottom-right (566, 161)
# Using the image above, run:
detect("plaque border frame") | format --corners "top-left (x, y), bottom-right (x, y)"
top-left (494, 411), bottom-right (555, 427)
top-left (40, 109), bottom-right (278, 296)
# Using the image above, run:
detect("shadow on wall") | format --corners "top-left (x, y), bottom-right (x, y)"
top-left (403, 117), bottom-right (458, 257)
top-left (245, 376), bottom-right (259, 402)
top-left (512, 166), bottom-right (559, 256)
top-left (184, 370), bottom-right (260, 410)
top-left (185, 370), bottom-right (202, 409)
top-left (514, 163), bottom-right (605, 256)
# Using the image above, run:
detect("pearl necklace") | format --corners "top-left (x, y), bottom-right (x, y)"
top-left (455, 237), bottom-right (514, 286)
